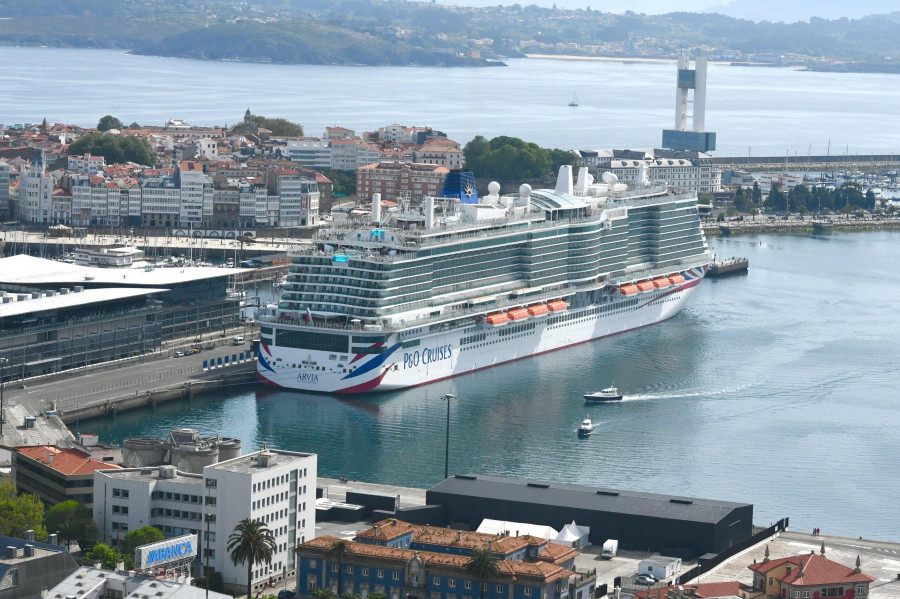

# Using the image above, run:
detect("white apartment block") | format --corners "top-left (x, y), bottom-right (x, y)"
top-left (578, 149), bottom-right (721, 194)
top-left (67, 153), bottom-right (106, 175)
top-left (285, 140), bottom-right (332, 170)
top-left (20, 156), bottom-right (54, 224)
top-left (267, 168), bottom-right (319, 227)
top-left (94, 448), bottom-right (316, 596)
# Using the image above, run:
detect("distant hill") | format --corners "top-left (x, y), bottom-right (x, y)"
top-left (131, 20), bottom-right (502, 67)
top-left (705, 0), bottom-right (900, 22)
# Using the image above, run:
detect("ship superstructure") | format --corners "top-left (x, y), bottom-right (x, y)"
top-left (257, 166), bottom-right (712, 393)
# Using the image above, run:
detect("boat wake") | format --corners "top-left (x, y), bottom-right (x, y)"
top-left (623, 384), bottom-right (752, 402)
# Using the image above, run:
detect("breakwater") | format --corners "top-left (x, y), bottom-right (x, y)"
top-left (703, 216), bottom-right (900, 236)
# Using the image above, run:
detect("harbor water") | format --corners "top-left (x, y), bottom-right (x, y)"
top-left (86, 231), bottom-right (900, 542)
top-left (2, 47), bottom-right (900, 156)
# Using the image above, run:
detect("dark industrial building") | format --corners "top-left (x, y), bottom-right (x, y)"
top-left (426, 474), bottom-right (753, 559)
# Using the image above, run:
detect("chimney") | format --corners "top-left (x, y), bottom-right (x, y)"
top-left (372, 193), bottom-right (381, 225)
top-left (855, 556), bottom-right (862, 574)
top-left (425, 196), bottom-right (435, 230)
top-left (457, 530), bottom-right (462, 542)
top-left (426, 524), bottom-right (431, 533)
top-left (24, 530), bottom-right (35, 542)
top-left (555, 165), bottom-right (574, 195)
top-left (48, 533), bottom-right (58, 546)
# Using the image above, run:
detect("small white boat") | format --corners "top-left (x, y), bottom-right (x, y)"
top-left (568, 91), bottom-right (579, 107)
top-left (584, 386), bottom-right (624, 402)
top-left (577, 418), bottom-right (594, 436)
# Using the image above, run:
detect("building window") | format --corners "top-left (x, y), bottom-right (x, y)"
top-left (465, 582), bottom-right (472, 590)
top-left (377, 569), bottom-right (384, 578)
top-left (393, 572), bottom-right (400, 581)
top-left (770, 578), bottom-right (774, 587)
top-left (362, 568), bottom-right (369, 576)
top-left (857, 587), bottom-right (865, 595)
top-left (795, 592), bottom-right (800, 598)
top-left (497, 585), bottom-right (504, 593)
top-left (310, 560), bottom-right (317, 569)
top-left (434, 577), bottom-right (441, 586)
top-left (525, 589), bottom-right (532, 597)
top-left (332, 564), bottom-right (339, 573)
top-left (449, 580), bottom-right (456, 588)
top-left (346, 566), bottom-right (353, 574)
top-left (804, 593), bottom-right (810, 598)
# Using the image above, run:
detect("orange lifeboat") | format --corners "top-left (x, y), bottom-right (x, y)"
top-left (637, 281), bottom-right (655, 292)
top-left (547, 300), bottom-right (568, 312)
top-left (527, 304), bottom-right (549, 317)
top-left (486, 313), bottom-right (508, 326)
top-left (619, 285), bottom-right (639, 296)
top-left (653, 278), bottom-right (670, 288)
top-left (668, 274), bottom-right (686, 285)
top-left (507, 308), bottom-right (529, 321)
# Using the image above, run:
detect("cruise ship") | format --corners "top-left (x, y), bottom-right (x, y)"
top-left (257, 165), bottom-right (712, 393)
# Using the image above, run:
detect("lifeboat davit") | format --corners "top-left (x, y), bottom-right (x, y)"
top-left (486, 313), bottom-right (508, 326)
top-left (547, 300), bottom-right (568, 312)
top-left (619, 285), bottom-right (639, 296)
top-left (653, 278), bottom-right (670, 288)
top-left (527, 304), bottom-right (549, 317)
top-left (507, 308), bottom-right (529, 321)
top-left (637, 281), bottom-right (655, 292)
top-left (668, 274), bottom-right (686, 285)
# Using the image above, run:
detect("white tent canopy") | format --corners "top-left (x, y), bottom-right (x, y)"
top-left (476, 518), bottom-right (558, 541)
top-left (554, 521), bottom-right (590, 548)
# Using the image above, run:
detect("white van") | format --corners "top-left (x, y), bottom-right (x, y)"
top-left (232, 336), bottom-right (245, 345)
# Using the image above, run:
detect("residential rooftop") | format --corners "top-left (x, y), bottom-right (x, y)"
top-left (16, 446), bottom-right (123, 476)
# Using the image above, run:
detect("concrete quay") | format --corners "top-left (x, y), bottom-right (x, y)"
top-left (0, 339), bottom-right (258, 448)
top-left (314, 478), bottom-right (900, 599)
top-left (702, 215), bottom-right (900, 236)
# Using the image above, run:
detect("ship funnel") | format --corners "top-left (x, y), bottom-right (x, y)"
top-left (555, 165), bottom-right (574, 195)
top-left (425, 196), bottom-right (435, 230)
top-left (372, 193), bottom-right (381, 224)
top-left (575, 167), bottom-right (591, 193)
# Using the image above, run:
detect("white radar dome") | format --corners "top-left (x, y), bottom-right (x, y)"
top-left (601, 172), bottom-right (618, 185)
top-left (488, 181), bottom-right (501, 195)
top-left (519, 183), bottom-right (532, 195)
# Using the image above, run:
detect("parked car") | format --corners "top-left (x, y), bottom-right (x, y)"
top-left (634, 575), bottom-right (657, 585)
top-left (173, 351), bottom-right (184, 358)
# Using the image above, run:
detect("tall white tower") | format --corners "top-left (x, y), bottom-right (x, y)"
top-left (662, 55), bottom-right (716, 153)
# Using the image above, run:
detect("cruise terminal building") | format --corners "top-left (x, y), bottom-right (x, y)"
top-left (426, 474), bottom-right (753, 558)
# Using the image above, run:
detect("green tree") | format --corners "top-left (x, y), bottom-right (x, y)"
top-left (227, 518), bottom-right (277, 599)
top-left (121, 526), bottom-right (164, 569)
top-left (465, 548), bottom-right (499, 599)
top-left (67, 133), bottom-right (157, 166)
top-left (311, 589), bottom-right (338, 599)
top-left (85, 542), bottom-right (121, 569)
top-left (0, 480), bottom-right (47, 539)
top-left (765, 184), bottom-right (787, 212)
top-left (751, 181), bottom-right (762, 206)
top-left (44, 500), bottom-right (97, 549)
top-left (326, 539), bottom-right (353, 595)
top-left (97, 115), bottom-right (124, 131)
top-left (247, 114), bottom-right (304, 137)
top-left (463, 135), bottom-right (574, 181)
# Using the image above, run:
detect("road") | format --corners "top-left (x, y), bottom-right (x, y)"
top-left (2, 339), bottom-right (258, 428)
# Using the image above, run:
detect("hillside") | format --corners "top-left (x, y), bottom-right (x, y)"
top-left (131, 21), bottom-right (502, 67)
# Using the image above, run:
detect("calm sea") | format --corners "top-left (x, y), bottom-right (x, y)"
top-left (83, 231), bottom-right (900, 542)
top-left (2, 47), bottom-right (900, 156)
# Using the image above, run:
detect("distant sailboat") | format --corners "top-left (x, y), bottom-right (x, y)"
top-left (568, 91), bottom-right (579, 107)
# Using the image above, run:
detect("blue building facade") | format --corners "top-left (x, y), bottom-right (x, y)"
top-left (295, 520), bottom-right (596, 599)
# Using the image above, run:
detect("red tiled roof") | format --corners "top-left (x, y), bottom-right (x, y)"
top-left (179, 160), bottom-right (204, 172)
top-left (634, 581), bottom-right (743, 599)
top-left (357, 518), bottom-right (415, 541)
top-left (779, 554), bottom-right (875, 586)
top-left (298, 536), bottom-right (571, 583)
top-left (17, 446), bottom-right (122, 476)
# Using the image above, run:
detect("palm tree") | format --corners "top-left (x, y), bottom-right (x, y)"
top-left (466, 547), bottom-right (500, 599)
top-left (227, 518), bottom-right (277, 599)
top-left (326, 539), bottom-right (353, 595)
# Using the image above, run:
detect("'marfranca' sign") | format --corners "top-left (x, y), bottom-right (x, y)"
top-left (136, 534), bottom-right (198, 570)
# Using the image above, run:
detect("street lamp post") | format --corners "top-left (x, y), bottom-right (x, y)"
top-left (0, 357), bottom-right (8, 444)
top-left (441, 394), bottom-right (456, 479)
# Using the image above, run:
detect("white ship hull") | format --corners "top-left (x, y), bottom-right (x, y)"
top-left (257, 268), bottom-right (705, 394)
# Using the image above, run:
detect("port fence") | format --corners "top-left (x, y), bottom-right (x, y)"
top-left (677, 517), bottom-right (789, 585)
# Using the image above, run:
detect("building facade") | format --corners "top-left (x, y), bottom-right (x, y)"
top-left (741, 550), bottom-right (875, 599)
top-left (94, 448), bottom-right (317, 595)
top-left (12, 446), bottom-right (122, 508)
top-left (295, 519), bottom-right (596, 599)
top-left (356, 162), bottom-right (450, 203)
